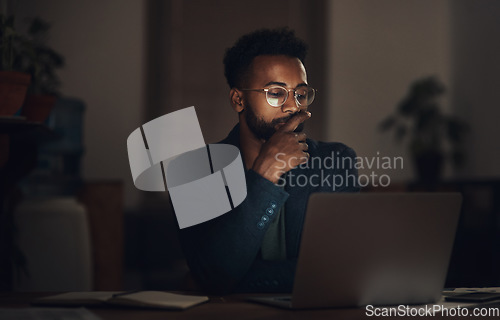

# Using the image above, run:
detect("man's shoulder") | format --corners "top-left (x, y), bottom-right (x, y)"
top-left (217, 124), bottom-right (240, 147)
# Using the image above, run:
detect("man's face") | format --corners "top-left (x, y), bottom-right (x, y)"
top-left (241, 55), bottom-right (309, 141)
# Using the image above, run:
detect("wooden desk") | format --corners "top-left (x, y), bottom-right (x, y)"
top-left (1, 292), bottom-right (499, 320)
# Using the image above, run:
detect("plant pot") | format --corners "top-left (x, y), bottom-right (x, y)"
top-left (21, 94), bottom-right (57, 123)
top-left (413, 152), bottom-right (444, 184)
top-left (0, 71), bottom-right (31, 116)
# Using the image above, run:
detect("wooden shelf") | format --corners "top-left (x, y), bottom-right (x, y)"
top-left (0, 117), bottom-right (58, 141)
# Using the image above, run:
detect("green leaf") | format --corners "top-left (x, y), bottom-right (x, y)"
top-left (379, 116), bottom-right (396, 132)
top-left (395, 125), bottom-right (407, 142)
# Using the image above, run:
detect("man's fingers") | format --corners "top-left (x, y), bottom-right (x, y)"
top-left (280, 111), bottom-right (311, 132)
top-left (301, 152), bottom-right (310, 163)
top-left (296, 132), bottom-right (307, 142)
top-left (300, 142), bottom-right (308, 151)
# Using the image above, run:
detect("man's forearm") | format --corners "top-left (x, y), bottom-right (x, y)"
top-left (179, 170), bottom-right (289, 293)
top-left (234, 259), bottom-right (296, 293)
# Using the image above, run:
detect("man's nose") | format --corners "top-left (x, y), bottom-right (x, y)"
top-left (281, 90), bottom-right (299, 113)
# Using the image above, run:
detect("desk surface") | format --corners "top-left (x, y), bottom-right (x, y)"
top-left (1, 292), bottom-right (499, 320)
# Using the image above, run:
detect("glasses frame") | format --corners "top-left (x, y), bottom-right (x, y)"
top-left (240, 85), bottom-right (316, 108)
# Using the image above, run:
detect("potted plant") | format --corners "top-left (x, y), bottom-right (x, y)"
top-left (0, 13), bottom-right (31, 116)
top-left (379, 76), bottom-right (469, 184)
top-left (16, 17), bottom-right (64, 122)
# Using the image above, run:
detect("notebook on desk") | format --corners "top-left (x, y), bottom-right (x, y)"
top-left (250, 193), bottom-right (462, 309)
top-left (33, 291), bottom-right (209, 310)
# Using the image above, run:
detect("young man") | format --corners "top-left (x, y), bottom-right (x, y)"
top-left (179, 28), bottom-right (359, 293)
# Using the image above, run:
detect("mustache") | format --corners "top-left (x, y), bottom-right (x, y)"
top-left (272, 112), bottom-right (299, 125)
top-left (272, 113), bottom-right (305, 132)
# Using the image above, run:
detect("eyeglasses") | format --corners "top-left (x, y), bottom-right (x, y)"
top-left (240, 85), bottom-right (316, 107)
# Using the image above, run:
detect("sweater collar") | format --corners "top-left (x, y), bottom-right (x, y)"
top-left (219, 123), bottom-right (241, 149)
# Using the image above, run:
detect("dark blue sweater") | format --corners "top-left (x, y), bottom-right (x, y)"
top-left (178, 124), bottom-right (360, 293)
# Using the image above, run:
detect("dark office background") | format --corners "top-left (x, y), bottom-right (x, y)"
top-left (2, 0), bottom-right (500, 291)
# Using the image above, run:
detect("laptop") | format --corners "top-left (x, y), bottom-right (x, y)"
top-left (250, 192), bottom-right (462, 309)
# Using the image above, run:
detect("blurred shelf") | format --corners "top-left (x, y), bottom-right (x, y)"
top-left (0, 116), bottom-right (59, 142)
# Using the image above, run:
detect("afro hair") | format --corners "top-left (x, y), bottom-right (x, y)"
top-left (223, 27), bottom-right (308, 88)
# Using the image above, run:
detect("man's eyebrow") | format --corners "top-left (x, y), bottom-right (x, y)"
top-left (264, 81), bottom-right (287, 87)
top-left (264, 81), bottom-right (308, 88)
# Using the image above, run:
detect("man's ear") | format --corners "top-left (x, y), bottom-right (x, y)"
top-left (230, 88), bottom-right (244, 113)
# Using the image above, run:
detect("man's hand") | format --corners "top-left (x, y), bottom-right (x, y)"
top-left (252, 111), bottom-right (311, 183)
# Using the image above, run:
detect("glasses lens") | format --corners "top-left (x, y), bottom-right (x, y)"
top-left (266, 87), bottom-right (287, 107)
top-left (295, 87), bottom-right (315, 106)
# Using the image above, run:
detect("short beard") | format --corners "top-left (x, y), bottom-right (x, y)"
top-left (244, 105), bottom-right (304, 141)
